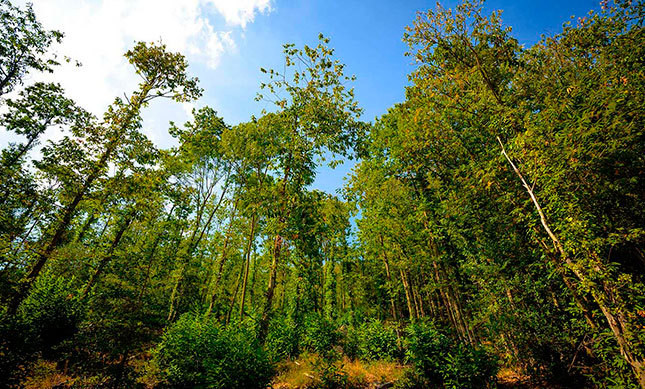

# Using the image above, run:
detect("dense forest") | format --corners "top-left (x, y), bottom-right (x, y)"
top-left (0, 0), bottom-right (644, 388)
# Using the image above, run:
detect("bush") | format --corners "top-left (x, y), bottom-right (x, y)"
top-left (342, 325), bottom-right (361, 360)
top-left (404, 321), bottom-right (498, 388)
top-left (358, 320), bottom-right (399, 361)
top-left (0, 274), bottom-right (82, 387)
top-left (265, 315), bottom-right (299, 362)
top-left (0, 314), bottom-right (32, 388)
top-left (404, 321), bottom-right (451, 384)
top-left (301, 312), bottom-right (339, 356)
top-left (18, 273), bottom-right (83, 358)
top-left (150, 313), bottom-right (274, 389)
top-left (343, 320), bottom-right (400, 361)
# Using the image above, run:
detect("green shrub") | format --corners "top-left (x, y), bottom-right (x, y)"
top-left (265, 315), bottom-right (300, 361)
top-left (405, 320), bottom-right (451, 384)
top-left (358, 320), bottom-right (399, 360)
top-left (405, 321), bottom-right (498, 388)
top-left (0, 314), bottom-right (32, 388)
top-left (18, 273), bottom-right (83, 357)
top-left (151, 313), bottom-right (274, 389)
top-left (342, 325), bottom-right (361, 360)
top-left (301, 312), bottom-right (339, 355)
top-left (0, 274), bottom-right (82, 387)
top-left (588, 330), bottom-right (641, 389)
top-left (392, 368), bottom-right (432, 389)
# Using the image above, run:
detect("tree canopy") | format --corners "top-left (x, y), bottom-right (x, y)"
top-left (0, 0), bottom-right (643, 388)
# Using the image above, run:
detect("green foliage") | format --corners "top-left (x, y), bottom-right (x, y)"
top-left (1, 0), bottom-right (644, 387)
top-left (345, 320), bottom-right (399, 361)
top-left (265, 315), bottom-right (300, 361)
top-left (300, 312), bottom-right (340, 356)
top-left (125, 41), bottom-right (202, 103)
top-left (17, 273), bottom-right (83, 357)
top-left (341, 325), bottom-right (361, 360)
top-left (0, 0), bottom-right (64, 96)
top-left (589, 329), bottom-right (642, 389)
top-left (0, 273), bottom-right (82, 387)
top-left (306, 355), bottom-right (352, 389)
top-left (360, 320), bottom-right (399, 361)
top-left (392, 368), bottom-right (432, 389)
top-left (150, 313), bottom-right (273, 389)
top-left (405, 321), bottom-right (498, 388)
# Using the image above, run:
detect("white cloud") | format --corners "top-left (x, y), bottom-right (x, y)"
top-left (207, 0), bottom-right (272, 28)
top-left (17, 0), bottom-right (271, 117)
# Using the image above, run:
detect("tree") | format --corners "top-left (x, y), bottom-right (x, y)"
top-left (9, 41), bottom-right (202, 312)
top-left (255, 34), bottom-right (363, 341)
top-left (0, 0), bottom-right (64, 96)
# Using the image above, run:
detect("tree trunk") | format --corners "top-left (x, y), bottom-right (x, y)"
top-left (206, 198), bottom-right (239, 315)
top-left (258, 162), bottom-right (292, 343)
top-left (82, 214), bottom-right (133, 297)
top-left (400, 268), bottom-right (416, 321)
top-left (169, 181), bottom-right (229, 320)
top-left (9, 85), bottom-right (151, 314)
top-left (226, 260), bottom-right (245, 325)
top-left (498, 137), bottom-right (645, 387)
top-left (378, 235), bottom-right (400, 322)
top-left (412, 276), bottom-right (425, 317)
top-left (239, 213), bottom-right (257, 321)
top-left (258, 234), bottom-right (283, 342)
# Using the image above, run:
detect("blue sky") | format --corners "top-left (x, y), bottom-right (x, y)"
top-left (202, 0), bottom-right (600, 126)
top-left (9, 0), bottom-right (602, 195)
top-left (221, 0), bottom-right (601, 194)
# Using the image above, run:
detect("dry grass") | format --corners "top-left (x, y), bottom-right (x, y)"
top-left (342, 358), bottom-right (406, 385)
top-left (272, 353), bottom-right (407, 389)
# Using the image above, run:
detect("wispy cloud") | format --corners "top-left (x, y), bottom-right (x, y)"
top-left (18, 0), bottom-right (272, 116)
top-left (208, 0), bottom-right (272, 28)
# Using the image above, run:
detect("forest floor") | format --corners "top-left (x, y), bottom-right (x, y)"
top-left (20, 354), bottom-right (578, 389)
top-left (272, 354), bottom-right (406, 388)
top-left (271, 356), bottom-right (574, 389)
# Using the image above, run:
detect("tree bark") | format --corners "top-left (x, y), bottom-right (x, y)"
top-left (239, 213), bottom-right (257, 320)
top-left (206, 198), bottom-right (239, 315)
top-left (378, 234), bottom-right (400, 322)
top-left (498, 136), bottom-right (645, 388)
top-left (258, 161), bottom-right (292, 343)
top-left (82, 214), bottom-right (133, 297)
top-left (9, 84), bottom-right (151, 314)
top-left (400, 268), bottom-right (416, 321)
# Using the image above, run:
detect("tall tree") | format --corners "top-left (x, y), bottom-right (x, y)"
top-left (0, 0), bottom-right (63, 96)
top-left (9, 41), bottom-right (201, 312)
top-left (255, 34), bottom-right (363, 341)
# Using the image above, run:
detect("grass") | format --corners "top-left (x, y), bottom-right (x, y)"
top-left (272, 353), bottom-right (407, 388)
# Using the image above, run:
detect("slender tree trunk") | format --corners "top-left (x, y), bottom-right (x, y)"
top-left (258, 234), bottom-right (283, 342)
top-left (226, 260), bottom-right (245, 325)
top-left (432, 261), bottom-right (459, 333)
top-left (9, 85), bottom-right (150, 314)
top-left (412, 276), bottom-right (425, 317)
top-left (0, 62), bottom-right (19, 96)
top-left (400, 268), bottom-right (416, 320)
top-left (76, 213), bottom-right (97, 243)
top-left (82, 215), bottom-right (133, 297)
top-left (169, 181), bottom-right (229, 320)
top-left (258, 162), bottom-right (292, 343)
top-left (136, 229), bottom-right (162, 303)
top-left (249, 248), bottom-right (258, 307)
top-left (378, 235), bottom-right (400, 322)
top-left (498, 137), bottom-right (645, 387)
top-left (425, 289), bottom-right (437, 318)
top-left (239, 213), bottom-right (257, 320)
top-left (206, 198), bottom-right (239, 315)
